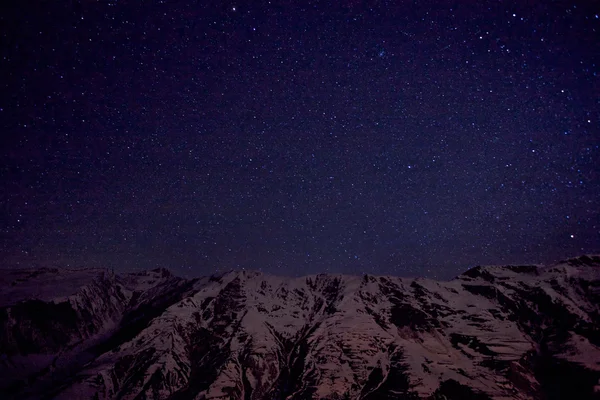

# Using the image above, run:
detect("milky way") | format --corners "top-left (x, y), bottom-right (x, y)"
top-left (2, 1), bottom-right (599, 278)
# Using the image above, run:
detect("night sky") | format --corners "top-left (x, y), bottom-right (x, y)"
top-left (2, 1), bottom-right (599, 279)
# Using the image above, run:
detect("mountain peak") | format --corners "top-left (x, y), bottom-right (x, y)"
top-left (457, 263), bottom-right (541, 282)
top-left (559, 254), bottom-right (600, 268)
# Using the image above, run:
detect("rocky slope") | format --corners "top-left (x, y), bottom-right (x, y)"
top-left (1, 256), bottom-right (599, 399)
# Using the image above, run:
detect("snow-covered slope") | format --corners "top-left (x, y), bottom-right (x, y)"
top-left (1, 256), bottom-right (599, 399)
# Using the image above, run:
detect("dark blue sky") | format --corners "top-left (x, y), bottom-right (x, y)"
top-left (2, 0), bottom-right (599, 279)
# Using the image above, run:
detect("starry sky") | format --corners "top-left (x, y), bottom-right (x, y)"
top-left (1, 0), bottom-right (599, 279)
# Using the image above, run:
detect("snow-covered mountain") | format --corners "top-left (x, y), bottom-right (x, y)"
top-left (1, 256), bottom-right (599, 399)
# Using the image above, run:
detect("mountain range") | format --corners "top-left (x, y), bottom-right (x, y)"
top-left (1, 255), bottom-right (599, 399)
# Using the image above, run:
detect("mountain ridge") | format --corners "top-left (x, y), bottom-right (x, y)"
top-left (1, 255), bottom-right (599, 399)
